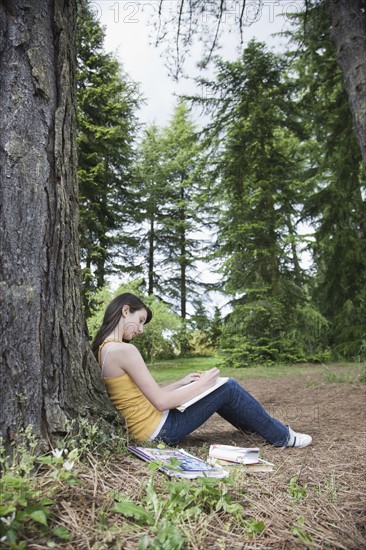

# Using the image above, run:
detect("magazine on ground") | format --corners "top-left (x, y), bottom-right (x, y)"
top-left (175, 377), bottom-right (229, 412)
top-left (128, 446), bottom-right (229, 479)
top-left (208, 445), bottom-right (274, 473)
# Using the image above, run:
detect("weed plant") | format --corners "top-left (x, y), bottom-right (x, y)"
top-left (0, 419), bottom-right (129, 548)
top-left (0, 429), bottom-right (76, 548)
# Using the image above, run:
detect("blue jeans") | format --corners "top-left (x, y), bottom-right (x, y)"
top-left (157, 379), bottom-right (290, 447)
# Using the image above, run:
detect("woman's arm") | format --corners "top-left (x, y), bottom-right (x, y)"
top-left (162, 373), bottom-right (201, 391)
top-left (116, 344), bottom-right (219, 411)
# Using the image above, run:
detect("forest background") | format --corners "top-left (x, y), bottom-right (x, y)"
top-left (78, 0), bottom-right (366, 366)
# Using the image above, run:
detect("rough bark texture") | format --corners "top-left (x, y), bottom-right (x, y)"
top-left (0, 0), bottom-right (116, 450)
top-left (328, 0), bottom-right (366, 171)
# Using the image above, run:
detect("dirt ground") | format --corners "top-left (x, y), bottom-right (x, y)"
top-left (180, 366), bottom-right (366, 549)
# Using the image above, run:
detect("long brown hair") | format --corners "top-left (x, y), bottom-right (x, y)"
top-left (91, 293), bottom-right (152, 359)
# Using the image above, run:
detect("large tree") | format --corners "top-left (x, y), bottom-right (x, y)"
top-left (134, 105), bottom-right (208, 353)
top-left (327, 0), bottom-right (366, 171)
top-left (0, 0), bottom-right (115, 450)
top-left (133, 124), bottom-right (169, 296)
top-left (291, 1), bottom-right (366, 357)
top-left (159, 103), bottom-right (205, 321)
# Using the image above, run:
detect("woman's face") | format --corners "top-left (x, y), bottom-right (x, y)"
top-left (122, 307), bottom-right (148, 340)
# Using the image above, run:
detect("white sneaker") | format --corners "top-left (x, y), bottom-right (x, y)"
top-left (287, 427), bottom-right (312, 448)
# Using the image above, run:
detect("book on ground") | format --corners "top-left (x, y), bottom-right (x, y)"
top-left (208, 457), bottom-right (274, 473)
top-left (128, 446), bottom-right (229, 479)
top-left (208, 445), bottom-right (274, 472)
top-left (209, 444), bottom-right (260, 464)
top-left (175, 377), bottom-right (229, 412)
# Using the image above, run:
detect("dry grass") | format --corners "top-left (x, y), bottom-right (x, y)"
top-left (13, 366), bottom-right (366, 549)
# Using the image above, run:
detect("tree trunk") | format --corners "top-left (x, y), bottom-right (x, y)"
top-left (327, 0), bottom-right (366, 172)
top-left (148, 216), bottom-right (155, 295)
top-left (179, 185), bottom-right (187, 321)
top-left (0, 0), bottom-right (116, 451)
top-left (286, 215), bottom-right (302, 287)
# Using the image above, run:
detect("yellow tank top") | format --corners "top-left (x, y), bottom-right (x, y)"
top-left (103, 372), bottom-right (163, 441)
top-left (98, 339), bottom-right (164, 440)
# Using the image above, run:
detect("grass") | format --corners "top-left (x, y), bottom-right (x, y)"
top-left (322, 365), bottom-right (364, 384)
top-left (149, 356), bottom-right (365, 385)
top-left (148, 356), bottom-right (221, 382)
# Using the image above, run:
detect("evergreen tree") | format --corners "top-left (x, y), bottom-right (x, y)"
top-left (134, 104), bottom-right (208, 354)
top-left (0, 0), bottom-right (116, 449)
top-left (327, 0), bottom-right (366, 170)
top-left (76, 1), bottom-right (140, 316)
top-left (195, 41), bottom-right (322, 365)
top-left (159, 103), bottom-right (209, 353)
top-left (190, 298), bottom-right (211, 332)
top-left (208, 306), bottom-right (223, 348)
top-left (159, 102), bottom-right (206, 326)
top-left (291, 3), bottom-right (366, 358)
top-left (133, 124), bottom-right (169, 296)
top-left (153, 1), bottom-right (366, 169)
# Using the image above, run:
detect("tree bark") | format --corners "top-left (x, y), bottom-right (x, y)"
top-left (327, 0), bottom-right (366, 172)
top-left (179, 184), bottom-right (187, 321)
top-left (0, 0), bottom-right (116, 450)
top-left (148, 216), bottom-right (155, 295)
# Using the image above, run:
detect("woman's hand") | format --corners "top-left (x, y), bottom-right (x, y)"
top-left (197, 368), bottom-right (220, 390)
top-left (180, 368), bottom-right (220, 388)
top-left (179, 372), bottom-right (202, 386)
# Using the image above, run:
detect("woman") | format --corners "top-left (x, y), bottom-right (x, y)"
top-left (92, 293), bottom-right (312, 448)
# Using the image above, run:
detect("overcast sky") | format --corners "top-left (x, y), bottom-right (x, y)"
top-left (94, 1), bottom-right (301, 126)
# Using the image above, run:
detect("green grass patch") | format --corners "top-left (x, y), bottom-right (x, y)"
top-left (322, 365), bottom-right (364, 384)
top-left (149, 357), bottom-right (364, 385)
top-left (148, 356), bottom-right (221, 383)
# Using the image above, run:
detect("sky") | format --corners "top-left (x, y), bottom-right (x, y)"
top-left (93, 1), bottom-right (302, 125)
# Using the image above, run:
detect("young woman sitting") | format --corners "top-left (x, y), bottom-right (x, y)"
top-left (92, 293), bottom-right (312, 448)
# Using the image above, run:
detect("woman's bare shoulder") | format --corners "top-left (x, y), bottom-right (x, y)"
top-left (119, 342), bottom-right (141, 356)
top-left (110, 342), bottom-right (144, 366)
top-left (100, 342), bottom-right (132, 376)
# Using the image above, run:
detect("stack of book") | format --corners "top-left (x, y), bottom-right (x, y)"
top-left (208, 444), bottom-right (274, 472)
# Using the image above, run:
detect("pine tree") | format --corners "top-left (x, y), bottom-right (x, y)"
top-left (208, 306), bottom-right (223, 348)
top-left (195, 41), bottom-right (319, 365)
top-left (76, 1), bottom-right (140, 316)
top-left (288, 3), bottom-right (366, 359)
top-left (0, 0), bottom-right (116, 449)
top-left (134, 104), bottom-right (208, 354)
top-left (159, 103), bottom-right (205, 321)
top-left (152, 1), bottom-right (366, 169)
top-left (133, 124), bottom-right (170, 296)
